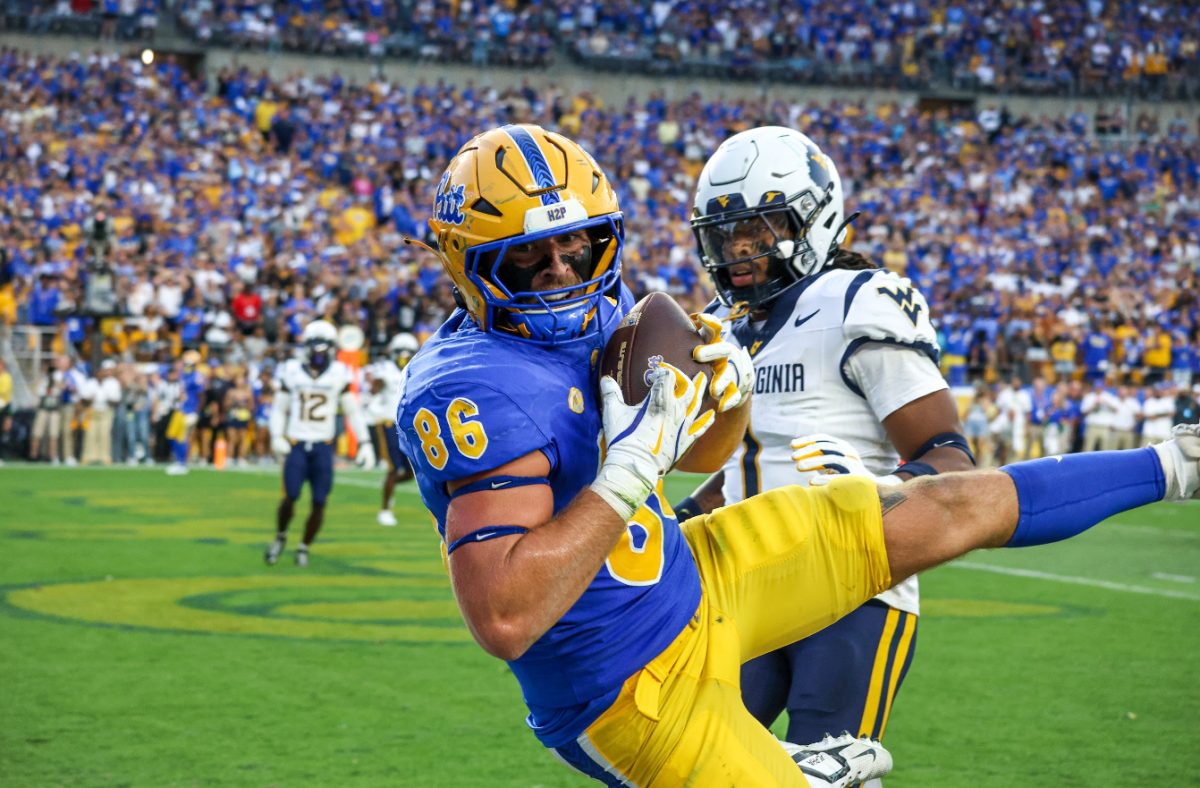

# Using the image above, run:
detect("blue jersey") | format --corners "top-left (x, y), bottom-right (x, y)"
top-left (181, 371), bottom-right (206, 415)
top-left (396, 296), bottom-right (701, 749)
top-left (1083, 331), bottom-right (1113, 372)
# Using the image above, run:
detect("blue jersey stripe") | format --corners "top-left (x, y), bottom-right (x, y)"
top-left (741, 428), bottom-right (762, 497)
top-left (503, 125), bottom-right (561, 206)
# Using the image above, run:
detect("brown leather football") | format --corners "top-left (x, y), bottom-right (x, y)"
top-left (599, 291), bottom-right (716, 413)
top-left (600, 292), bottom-right (749, 473)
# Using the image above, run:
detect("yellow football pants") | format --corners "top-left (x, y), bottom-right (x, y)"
top-left (572, 477), bottom-right (891, 787)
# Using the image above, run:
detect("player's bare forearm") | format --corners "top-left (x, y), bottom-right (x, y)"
top-left (884, 388), bottom-right (974, 477)
top-left (879, 470), bottom-right (1018, 583)
top-left (686, 471), bottom-right (727, 515)
top-left (445, 455), bottom-right (630, 661)
top-left (470, 490), bottom-right (628, 659)
top-left (674, 396), bottom-right (750, 474)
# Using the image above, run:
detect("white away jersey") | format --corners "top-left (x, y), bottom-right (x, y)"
top-left (364, 360), bottom-right (405, 425)
top-left (712, 268), bottom-right (947, 615)
top-left (275, 358), bottom-right (355, 442)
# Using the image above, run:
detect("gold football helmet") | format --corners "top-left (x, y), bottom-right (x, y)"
top-left (427, 124), bottom-right (624, 344)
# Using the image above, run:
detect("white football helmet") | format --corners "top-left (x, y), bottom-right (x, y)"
top-left (302, 319), bottom-right (338, 372)
top-left (387, 332), bottom-right (420, 368)
top-left (692, 126), bottom-right (847, 308)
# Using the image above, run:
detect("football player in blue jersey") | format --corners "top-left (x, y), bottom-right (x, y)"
top-left (396, 123), bottom-right (1200, 786)
top-left (166, 349), bottom-right (207, 476)
top-left (679, 126), bottom-right (977, 768)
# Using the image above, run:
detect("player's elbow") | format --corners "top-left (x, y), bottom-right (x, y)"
top-left (468, 616), bottom-right (537, 661)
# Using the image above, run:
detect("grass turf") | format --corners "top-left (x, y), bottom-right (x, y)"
top-left (1, 465), bottom-right (1197, 786)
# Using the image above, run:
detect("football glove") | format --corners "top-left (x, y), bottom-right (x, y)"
top-left (781, 732), bottom-right (893, 788)
top-left (591, 363), bottom-right (714, 521)
top-left (355, 442), bottom-right (377, 470)
top-left (691, 312), bottom-right (753, 412)
top-left (791, 433), bottom-right (874, 480)
top-left (271, 435), bottom-right (293, 458)
top-left (791, 433), bottom-right (904, 488)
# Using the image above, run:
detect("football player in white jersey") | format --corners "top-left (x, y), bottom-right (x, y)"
top-left (366, 333), bottom-right (417, 526)
top-left (678, 127), bottom-right (977, 760)
top-left (265, 320), bottom-right (375, 567)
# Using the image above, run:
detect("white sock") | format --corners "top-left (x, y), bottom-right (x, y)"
top-left (1152, 441), bottom-right (1190, 501)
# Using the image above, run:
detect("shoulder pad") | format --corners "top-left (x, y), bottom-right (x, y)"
top-left (397, 375), bottom-right (549, 484)
top-left (841, 269), bottom-right (938, 350)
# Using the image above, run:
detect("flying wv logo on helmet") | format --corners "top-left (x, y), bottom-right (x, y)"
top-left (434, 172), bottom-right (466, 225)
top-left (876, 284), bottom-right (923, 326)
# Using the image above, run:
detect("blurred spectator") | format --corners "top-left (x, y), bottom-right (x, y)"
top-left (80, 359), bottom-right (121, 465)
top-left (0, 357), bottom-right (11, 460)
top-left (30, 356), bottom-right (69, 464)
top-left (1107, 384), bottom-right (1142, 451)
top-left (0, 48), bottom-right (1196, 471)
top-left (1142, 383), bottom-right (1177, 447)
top-left (1081, 383), bottom-right (1114, 453)
top-left (1175, 386), bottom-right (1200, 426)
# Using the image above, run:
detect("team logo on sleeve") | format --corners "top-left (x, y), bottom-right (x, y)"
top-left (434, 172), bottom-right (466, 225)
top-left (568, 387), bottom-right (585, 414)
top-left (876, 284), bottom-right (923, 326)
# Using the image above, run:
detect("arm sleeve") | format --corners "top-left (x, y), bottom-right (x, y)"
top-left (844, 343), bottom-right (949, 421)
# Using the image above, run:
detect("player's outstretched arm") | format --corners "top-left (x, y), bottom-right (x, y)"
top-left (340, 390), bottom-right (375, 468)
top-left (444, 365), bottom-right (713, 661)
top-left (881, 430), bottom-right (1200, 583)
top-left (269, 389), bottom-right (292, 457)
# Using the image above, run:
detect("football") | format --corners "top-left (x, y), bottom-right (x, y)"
top-left (600, 291), bottom-right (716, 411)
top-left (600, 292), bottom-right (749, 472)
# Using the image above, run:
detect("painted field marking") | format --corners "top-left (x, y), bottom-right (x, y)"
top-left (1151, 572), bottom-right (1197, 584)
top-left (950, 561), bottom-right (1200, 602)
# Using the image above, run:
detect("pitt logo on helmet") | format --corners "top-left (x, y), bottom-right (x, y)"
top-left (434, 173), bottom-right (466, 225)
top-left (428, 124), bottom-right (624, 345)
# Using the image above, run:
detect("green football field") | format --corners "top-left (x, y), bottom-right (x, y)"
top-left (1, 465), bottom-right (1197, 787)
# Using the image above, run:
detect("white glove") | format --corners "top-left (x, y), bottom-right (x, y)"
top-left (791, 433), bottom-right (902, 487)
top-left (356, 442), bottom-right (377, 469)
top-left (272, 435), bottom-right (293, 458)
top-left (691, 312), bottom-right (753, 412)
top-left (591, 363), bottom-right (714, 520)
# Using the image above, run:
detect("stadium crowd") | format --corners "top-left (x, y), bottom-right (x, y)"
top-left (0, 49), bottom-right (1196, 470)
top-left (6, 1), bottom-right (1199, 98)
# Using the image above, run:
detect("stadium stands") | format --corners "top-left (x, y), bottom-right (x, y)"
top-left (0, 42), bottom-right (1195, 469)
top-left (156, 1), bottom-right (1200, 99)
